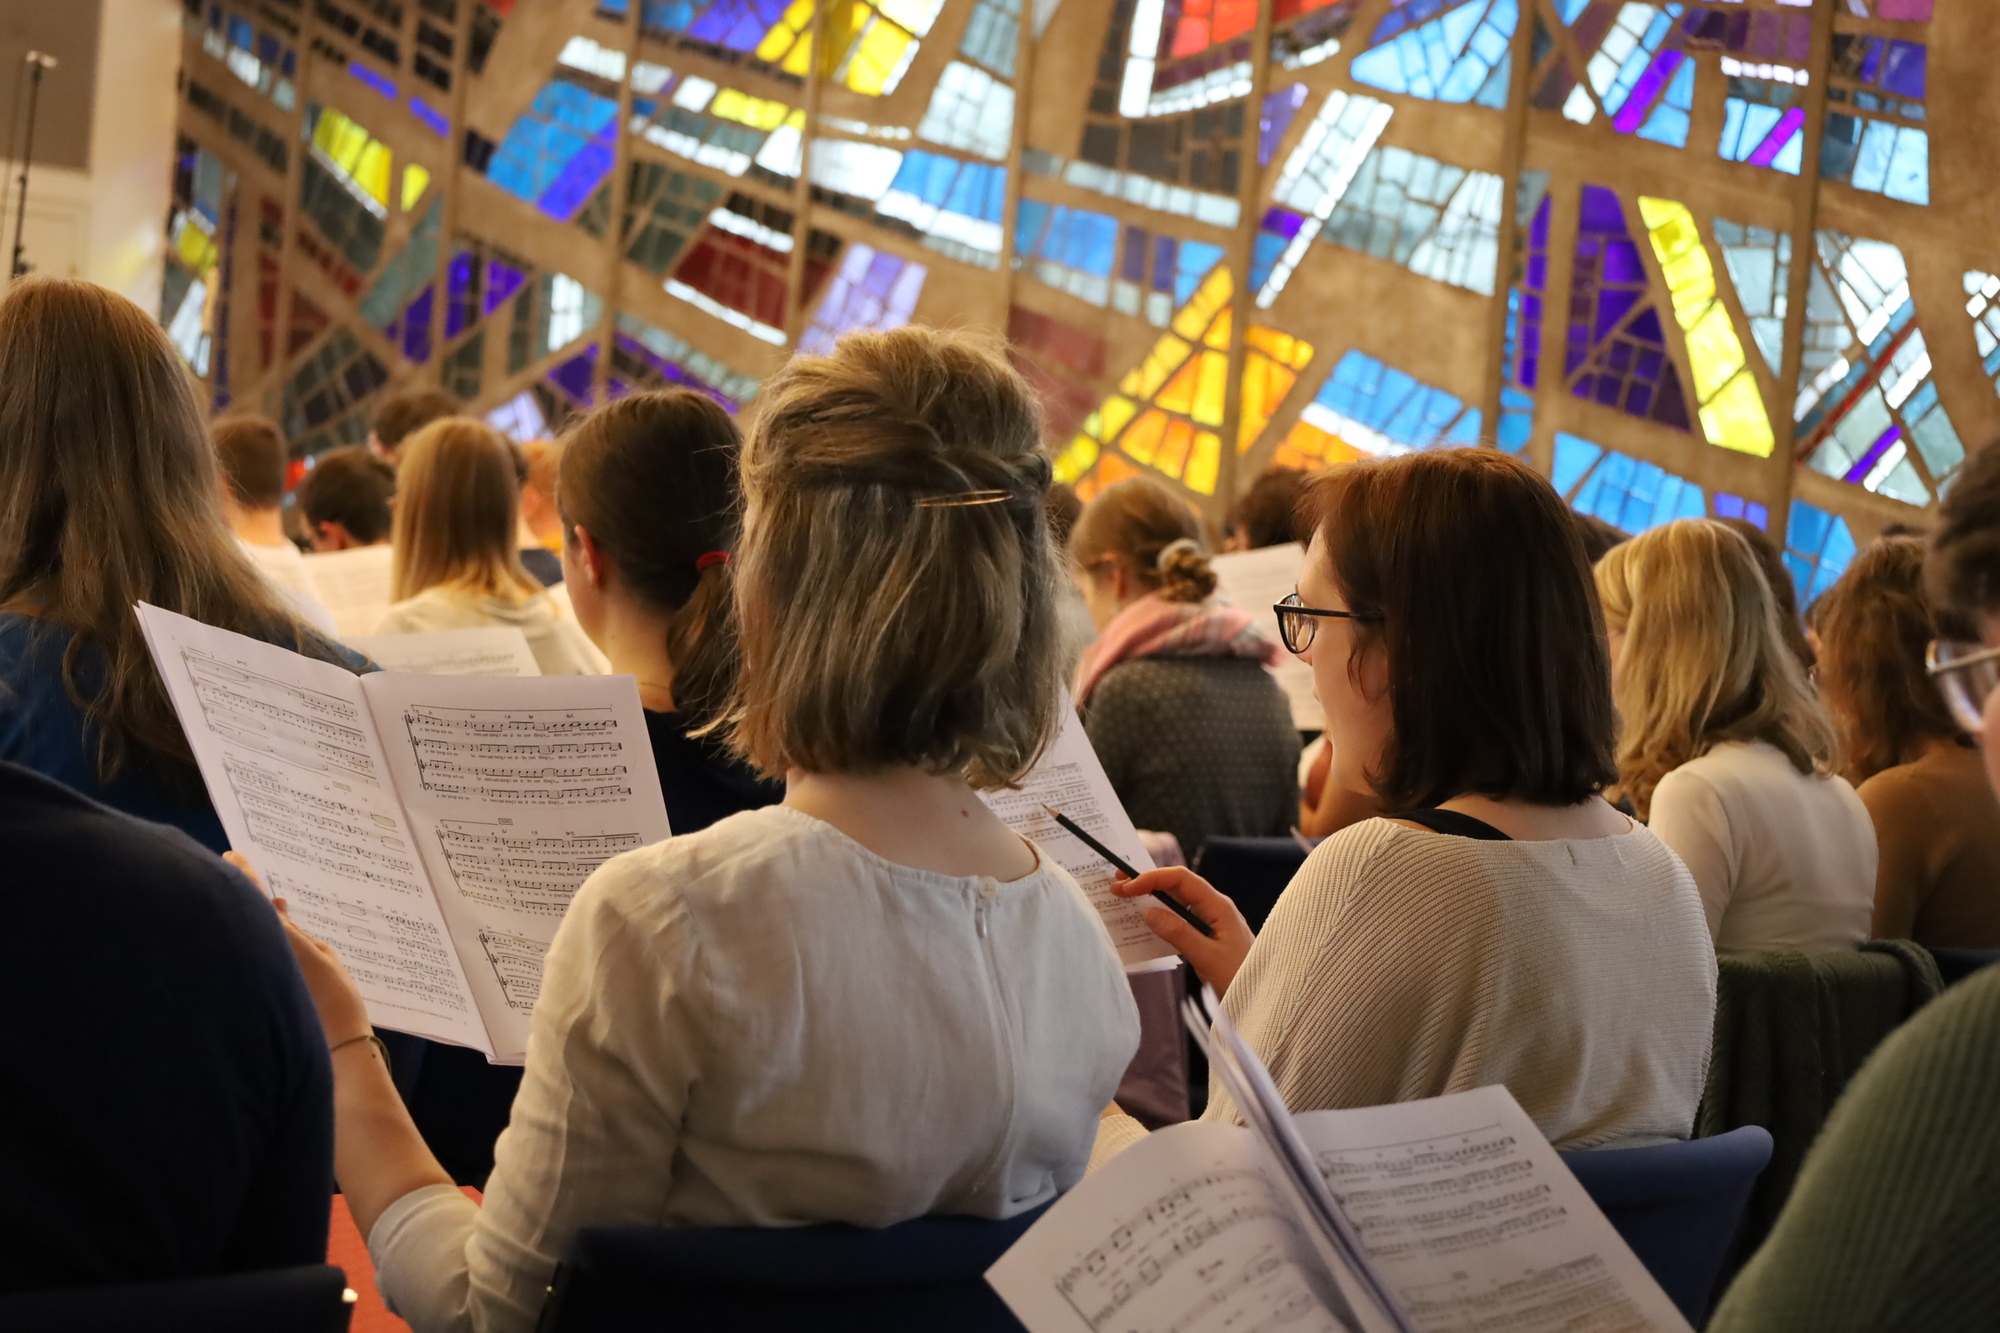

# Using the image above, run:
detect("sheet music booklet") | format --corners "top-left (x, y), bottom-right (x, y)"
top-left (987, 992), bottom-right (1695, 1333)
top-left (137, 603), bottom-right (673, 1063)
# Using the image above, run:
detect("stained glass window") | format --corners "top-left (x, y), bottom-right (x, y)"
top-left (1714, 219), bottom-right (1789, 375)
top-left (1784, 497), bottom-right (1858, 603)
top-left (1320, 147), bottom-right (1503, 295)
top-left (1552, 431), bottom-right (1706, 533)
top-left (753, 0), bottom-right (947, 95)
top-left (359, 199), bottom-right (442, 350)
top-left (959, 0), bottom-right (1022, 75)
top-left (1115, 228), bottom-right (1226, 325)
top-left (878, 151), bottom-right (1008, 267)
top-left (1275, 348), bottom-right (1481, 469)
top-left (1348, 0), bottom-right (1515, 106)
top-left (800, 245), bottom-right (929, 353)
top-left (1637, 196), bottom-right (1772, 456)
top-left (1567, 184), bottom-right (1691, 431)
top-left (487, 78), bottom-right (619, 221)
top-left (1822, 32), bottom-right (1928, 205)
top-left (1964, 271), bottom-right (2000, 401)
top-left (1257, 89), bottom-right (1393, 305)
top-left (611, 313), bottom-right (761, 408)
top-left (918, 61), bottom-right (1017, 160)
top-left (1015, 201), bottom-right (1123, 305)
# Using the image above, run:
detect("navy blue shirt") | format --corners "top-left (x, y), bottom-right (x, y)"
top-left (0, 762), bottom-right (334, 1292)
top-left (644, 709), bottom-right (784, 834)
top-left (0, 614), bottom-right (370, 854)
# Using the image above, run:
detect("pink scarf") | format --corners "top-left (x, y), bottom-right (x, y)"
top-left (1073, 592), bottom-right (1279, 706)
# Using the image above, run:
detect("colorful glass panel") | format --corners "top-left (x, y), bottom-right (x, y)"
top-left (1638, 196), bottom-right (1772, 456)
top-left (1568, 185), bottom-right (1692, 430)
top-left (1349, 0), bottom-right (1516, 106)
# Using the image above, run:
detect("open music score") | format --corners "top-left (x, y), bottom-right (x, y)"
top-left (140, 604), bottom-right (672, 1063)
top-left (980, 698), bottom-right (1175, 971)
top-left (347, 626), bottom-right (542, 677)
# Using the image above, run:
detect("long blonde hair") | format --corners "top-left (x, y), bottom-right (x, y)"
top-left (390, 417), bottom-right (542, 603)
top-left (1596, 518), bottom-right (1833, 819)
top-left (0, 277), bottom-right (307, 781)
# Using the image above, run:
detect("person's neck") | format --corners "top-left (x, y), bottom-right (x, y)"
top-left (1432, 791), bottom-right (1630, 841)
top-left (591, 594), bottom-right (678, 712)
top-left (786, 765), bottom-right (1039, 880)
top-left (230, 506), bottom-right (289, 547)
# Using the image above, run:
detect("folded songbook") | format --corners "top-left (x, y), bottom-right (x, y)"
top-left (138, 603), bottom-right (672, 1063)
top-left (986, 989), bottom-right (1695, 1333)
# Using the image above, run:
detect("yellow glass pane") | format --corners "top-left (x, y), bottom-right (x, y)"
top-left (1239, 354), bottom-right (1301, 449)
top-left (783, 37), bottom-right (814, 74)
top-left (1247, 324), bottom-right (1313, 369)
top-left (842, 18), bottom-right (913, 94)
top-left (400, 164), bottom-right (430, 212)
top-left (1080, 409), bottom-right (1103, 440)
top-left (353, 141), bottom-right (392, 206)
top-left (1185, 432), bottom-right (1221, 495)
top-left (176, 220), bottom-right (217, 273)
top-left (1203, 307), bottom-right (1231, 350)
top-left (1122, 410), bottom-right (1169, 466)
top-left (1078, 450), bottom-right (1143, 502)
top-left (1699, 370), bottom-right (1775, 457)
top-left (1156, 419), bottom-right (1195, 479)
top-left (756, 0), bottom-right (813, 60)
top-left (1684, 303), bottom-right (1747, 402)
top-left (1101, 396), bottom-right (1138, 442)
top-left (713, 89), bottom-right (792, 130)
top-left (1192, 351), bottom-right (1227, 426)
top-left (1172, 266), bottom-right (1232, 340)
top-left (1053, 433), bottom-right (1099, 484)
top-left (1156, 357), bottom-right (1200, 416)
top-left (329, 122), bottom-right (371, 175)
top-left (1119, 335), bottom-right (1190, 399)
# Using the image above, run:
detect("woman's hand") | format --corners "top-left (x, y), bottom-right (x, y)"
top-left (1111, 867), bottom-right (1254, 995)
top-left (226, 851), bottom-right (374, 1047)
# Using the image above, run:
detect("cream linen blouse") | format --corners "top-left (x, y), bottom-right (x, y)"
top-left (1203, 817), bottom-right (1717, 1149)
top-left (370, 805), bottom-right (1141, 1333)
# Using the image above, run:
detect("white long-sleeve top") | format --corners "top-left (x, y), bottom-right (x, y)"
top-left (369, 805), bottom-right (1141, 1333)
top-left (1200, 817), bottom-right (1717, 1149)
top-left (1648, 740), bottom-right (1878, 954)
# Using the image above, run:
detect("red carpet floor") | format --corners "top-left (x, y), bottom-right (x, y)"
top-left (330, 1189), bottom-right (481, 1333)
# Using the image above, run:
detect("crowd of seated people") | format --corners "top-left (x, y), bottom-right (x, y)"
top-left (3, 270), bottom-right (2000, 1332)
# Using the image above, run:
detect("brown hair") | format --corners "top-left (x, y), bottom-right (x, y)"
top-left (727, 326), bottom-right (1061, 788)
top-left (1572, 512), bottom-right (1628, 566)
top-left (389, 417), bottom-right (541, 603)
top-left (559, 391), bottom-right (744, 729)
top-left (212, 414), bottom-right (289, 510)
top-left (1716, 516), bottom-right (1814, 671)
top-left (299, 445), bottom-right (396, 544)
top-left (1071, 476), bottom-right (1217, 604)
top-left (371, 389), bottom-right (459, 453)
top-left (1817, 536), bottom-right (1968, 783)
top-left (0, 277), bottom-right (308, 781)
top-left (1307, 447), bottom-right (1617, 810)
top-left (1596, 518), bottom-right (1834, 819)
top-left (1928, 433), bottom-right (2000, 619)
top-left (1226, 464), bottom-right (1308, 549)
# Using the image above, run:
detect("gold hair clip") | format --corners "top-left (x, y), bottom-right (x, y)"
top-left (915, 489), bottom-right (1012, 508)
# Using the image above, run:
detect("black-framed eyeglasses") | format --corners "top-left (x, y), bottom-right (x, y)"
top-left (1274, 592), bottom-right (1378, 655)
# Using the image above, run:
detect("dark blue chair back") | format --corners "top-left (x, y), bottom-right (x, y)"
top-left (1559, 1126), bottom-right (1773, 1325)
top-left (1192, 837), bottom-right (1308, 933)
top-left (536, 1205), bottom-right (1049, 1333)
top-left (1927, 946), bottom-right (2000, 988)
top-left (0, 1263), bottom-right (352, 1333)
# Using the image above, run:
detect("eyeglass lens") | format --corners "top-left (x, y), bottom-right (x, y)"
top-left (1933, 642), bottom-right (1998, 735)
top-left (1278, 596), bottom-right (1314, 655)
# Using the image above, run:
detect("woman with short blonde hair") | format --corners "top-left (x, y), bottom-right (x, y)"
top-left (1597, 518), bottom-right (1875, 952)
top-left (373, 417), bottom-right (601, 675)
top-left (275, 327), bottom-right (1140, 1333)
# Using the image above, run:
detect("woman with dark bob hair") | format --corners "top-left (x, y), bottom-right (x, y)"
top-left (1109, 448), bottom-right (1717, 1151)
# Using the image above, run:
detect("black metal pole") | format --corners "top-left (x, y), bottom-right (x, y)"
top-left (10, 56), bottom-right (50, 281)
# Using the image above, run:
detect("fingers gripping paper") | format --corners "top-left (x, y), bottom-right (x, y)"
top-left (137, 604), bottom-right (672, 1062)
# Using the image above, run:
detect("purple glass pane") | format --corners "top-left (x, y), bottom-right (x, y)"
top-left (1602, 238), bottom-right (1645, 283)
top-left (1579, 185), bottom-right (1625, 236)
top-left (1782, 16), bottom-right (1810, 63)
top-left (1595, 376), bottom-right (1622, 406)
top-left (1875, 0), bottom-right (1932, 18)
top-left (1526, 254), bottom-right (1547, 289)
top-left (548, 345), bottom-right (599, 404)
top-left (401, 288), bottom-right (434, 364)
top-left (1260, 84), bottom-right (1309, 166)
top-left (538, 140), bottom-right (616, 221)
top-left (1629, 308), bottom-right (1666, 344)
top-left (1843, 424), bottom-right (1903, 482)
top-left (1261, 207), bottom-right (1306, 240)
top-left (1652, 359), bottom-right (1692, 429)
top-left (445, 254), bottom-right (475, 339)
top-left (1859, 36), bottom-right (1884, 84)
top-left (1530, 195), bottom-right (1551, 248)
top-left (1635, 346), bottom-right (1664, 380)
top-left (484, 261), bottom-right (527, 316)
top-left (1613, 51), bottom-right (1682, 134)
top-left (1121, 225), bottom-right (1148, 282)
top-left (1153, 235), bottom-right (1176, 292)
top-left (1573, 375), bottom-right (1596, 401)
top-left (1629, 383), bottom-right (1656, 416)
top-left (863, 251), bottom-right (903, 298)
top-left (1607, 340), bottom-right (1634, 372)
top-left (1596, 288), bottom-right (1639, 339)
top-left (1881, 41), bottom-right (1926, 99)
top-left (1745, 107), bottom-right (1805, 168)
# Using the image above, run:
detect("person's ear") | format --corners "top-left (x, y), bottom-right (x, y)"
top-left (1355, 637), bottom-right (1392, 708)
top-left (572, 526), bottom-right (609, 591)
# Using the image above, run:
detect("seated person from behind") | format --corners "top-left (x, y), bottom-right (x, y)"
top-left (1109, 448), bottom-right (1716, 1152)
top-left (558, 390), bottom-right (784, 833)
top-left (1597, 520), bottom-right (1876, 953)
top-left (513, 437), bottom-right (565, 588)
top-left (0, 761), bottom-right (331, 1293)
top-left (211, 413), bottom-right (336, 635)
top-left (372, 418), bottom-right (602, 676)
top-left (367, 388), bottom-right (457, 471)
top-left (297, 446), bottom-right (398, 640)
top-left (274, 327), bottom-right (1141, 1333)
top-left (0, 277), bottom-right (366, 854)
top-left (1071, 477), bottom-right (1299, 860)
top-left (1816, 537), bottom-right (2000, 948)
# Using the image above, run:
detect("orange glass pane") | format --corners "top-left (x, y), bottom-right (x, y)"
top-left (1156, 418), bottom-right (1195, 479)
top-left (1186, 432), bottom-right (1222, 494)
top-left (1204, 307), bottom-right (1231, 350)
top-left (1247, 324), bottom-right (1313, 369)
top-left (1122, 409), bottom-right (1170, 466)
top-left (1075, 447), bottom-right (1145, 503)
top-left (1192, 351), bottom-right (1228, 426)
top-left (1172, 267), bottom-right (1232, 341)
top-left (1273, 418), bottom-right (1365, 472)
top-left (1238, 352), bottom-right (1303, 449)
top-left (1156, 357), bottom-right (1200, 417)
top-left (1119, 335), bottom-right (1192, 399)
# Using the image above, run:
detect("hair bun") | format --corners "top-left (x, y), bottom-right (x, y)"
top-left (1155, 538), bottom-right (1217, 603)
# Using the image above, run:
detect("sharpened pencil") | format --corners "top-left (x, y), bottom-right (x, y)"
top-left (1040, 803), bottom-right (1215, 939)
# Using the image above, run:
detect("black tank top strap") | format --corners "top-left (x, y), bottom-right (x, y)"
top-left (1393, 808), bottom-right (1513, 841)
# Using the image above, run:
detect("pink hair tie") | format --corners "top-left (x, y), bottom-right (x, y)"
top-left (695, 551), bottom-right (730, 572)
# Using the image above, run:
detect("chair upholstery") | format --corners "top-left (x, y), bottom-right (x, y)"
top-left (1696, 941), bottom-right (1942, 1273)
top-left (1192, 836), bottom-right (1308, 933)
top-left (0, 1263), bottom-right (352, 1333)
top-left (1560, 1127), bottom-right (1773, 1324)
top-left (535, 1206), bottom-right (1050, 1333)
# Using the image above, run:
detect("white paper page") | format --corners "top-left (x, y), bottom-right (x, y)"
top-left (348, 627), bottom-right (543, 677)
top-left (357, 672), bottom-right (672, 1062)
top-left (1210, 544), bottom-right (1323, 732)
top-left (1295, 1087), bottom-right (1692, 1333)
top-left (986, 1120), bottom-right (1359, 1333)
top-left (980, 699), bottom-right (1177, 970)
top-left (301, 544), bottom-right (397, 639)
top-left (135, 604), bottom-right (490, 1052)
